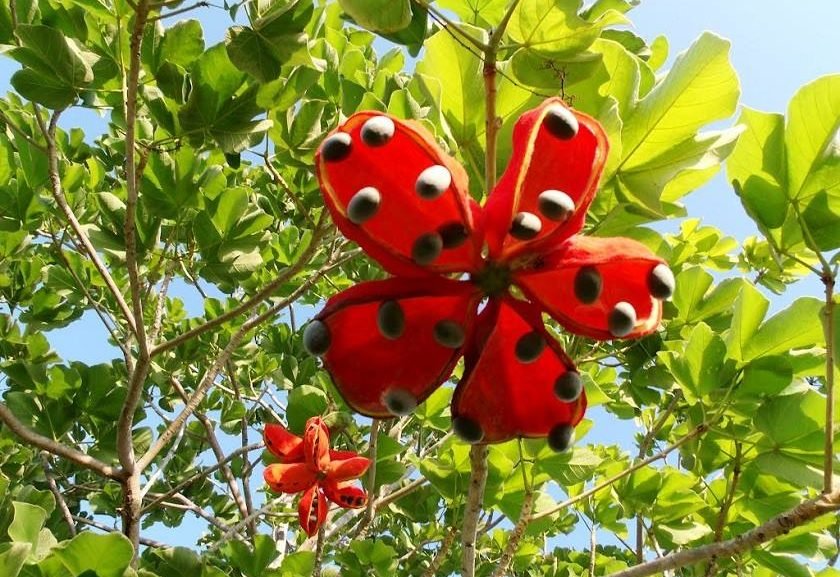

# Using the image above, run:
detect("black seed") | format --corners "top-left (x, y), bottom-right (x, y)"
top-left (608, 301), bottom-right (637, 338)
top-left (412, 233), bottom-right (443, 266)
top-left (453, 416), bottom-right (484, 444)
top-left (554, 371), bottom-right (582, 402)
top-left (544, 105), bottom-right (579, 140)
top-left (377, 300), bottom-right (404, 340)
top-left (515, 331), bottom-right (545, 364)
top-left (321, 133), bottom-right (352, 162)
top-left (547, 424), bottom-right (575, 452)
top-left (648, 264), bottom-right (675, 300)
top-left (574, 267), bottom-right (602, 304)
top-left (438, 222), bottom-right (469, 249)
top-left (416, 165), bottom-right (452, 200)
top-left (361, 116), bottom-right (395, 146)
top-left (347, 187), bottom-right (381, 224)
top-left (538, 190), bottom-right (575, 221)
top-left (434, 320), bottom-right (465, 348)
top-left (303, 320), bottom-right (330, 356)
top-left (510, 212), bottom-right (542, 240)
top-left (382, 388), bottom-right (417, 416)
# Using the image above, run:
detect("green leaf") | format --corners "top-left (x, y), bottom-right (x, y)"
top-left (726, 282), bottom-right (769, 362)
top-left (756, 390), bottom-right (825, 446)
top-left (12, 25), bottom-right (94, 86)
top-left (8, 502), bottom-right (47, 553)
top-left (416, 25), bottom-right (486, 145)
top-left (160, 19), bottom-right (205, 68)
top-left (0, 543), bottom-right (29, 577)
top-left (785, 74), bottom-right (840, 200)
top-left (753, 550), bottom-right (814, 577)
top-left (508, 0), bottom-right (626, 57)
top-left (620, 32), bottom-right (739, 170)
top-left (52, 532), bottom-right (134, 577)
top-left (738, 356), bottom-right (793, 399)
top-left (660, 323), bottom-right (727, 400)
top-left (742, 297), bottom-right (825, 361)
top-left (436, 0), bottom-right (508, 27)
top-left (338, 0), bottom-right (411, 33)
top-left (286, 385), bottom-right (329, 432)
top-left (9, 69), bottom-right (77, 109)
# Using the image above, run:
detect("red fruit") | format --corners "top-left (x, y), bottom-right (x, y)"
top-left (310, 98), bottom-right (673, 448)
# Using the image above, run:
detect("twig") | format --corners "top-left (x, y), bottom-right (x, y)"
top-left (532, 424), bottom-right (709, 521)
top-left (589, 516), bottom-right (598, 577)
top-left (354, 419), bottom-right (380, 539)
top-left (141, 442), bottom-right (263, 512)
top-left (704, 443), bottom-right (742, 577)
top-left (151, 212), bottom-right (329, 357)
top-left (41, 454), bottom-right (77, 536)
top-left (607, 489), bottom-right (840, 577)
top-left (0, 404), bottom-right (123, 479)
top-left (462, 445), bottom-right (489, 577)
top-left (823, 272), bottom-right (836, 494)
top-left (312, 525), bottom-right (325, 577)
top-left (72, 515), bottom-right (167, 548)
top-left (489, 491), bottom-right (534, 577)
top-left (421, 529), bottom-right (457, 577)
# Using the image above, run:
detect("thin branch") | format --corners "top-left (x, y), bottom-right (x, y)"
top-left (489, 491), bottom-right (534, 577)
top-left (411, 0), bottom-right (490, 52)
top-left (0, 404), bottom-right (123, 479)
top-left (462, 445), bottom-right (489, 577)
top-left (353, 419), bottom-right (380, 539)
top-left (823, 272), bottom-right (836, 494)
top-left (151, 212), bottom-right (329, 357)
top-left (589, 516), bottom-right (598, 577)
top-left (41, 113), bottom-right (138, 337)
top-left (72, 515), bottom-right (167, 548)
top-left (607, 489), bottom-right (840, 577)
top-left (141, 442), bottom-right (263, 513)
top-left (421, 529), bottom-right (457, 577)
top-left (312, 525), bottom-right (325, 577)
top-left (41, 454), bottom-right (77, 536)
top-left (533, 424), bottom-right (708, 521)
top-left (704, 443), bottom-right (742, 577)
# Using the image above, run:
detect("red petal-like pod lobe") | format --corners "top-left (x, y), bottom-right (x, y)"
top-left (515, 236), bottom-right (671, 340)
top-left (264, 462), bottom-right (317, 494)
top-left (303, 417), bottom-right (331, 473)
top-left (314, 277), bottom-right (481, 417)
top-left (264, 423), bottom-right (304, 463)
top-left (483, 98), bottom-right (608, 262)
top-left (316, 112), bottom-right (483, 277)
top-left (451, 299), bottom-right (586, 445)
top-left (322, 479), bottom-right (368, 509)
top-left (298, 485), bottom-right (328, 537)
top-left (326, 456), bottom-right (372, 482)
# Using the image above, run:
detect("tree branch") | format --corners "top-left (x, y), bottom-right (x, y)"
top-left (607, 489), bottom-right (840, 577)
top-left (462, 445), bottom-right (489, 577)
top-left (0, 404), bottom-right (123, 479)
top-left (41, 453), bottom-right (77, 536)
top-left (823, 272), bottom-right (836, 494)
top-left (489, 491), bottom-right (534, 577)
top-left (421, 529), bottom-right (457, 577)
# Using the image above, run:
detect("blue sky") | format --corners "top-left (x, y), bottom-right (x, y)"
top-left (2, 0), bottom-right (838, 558)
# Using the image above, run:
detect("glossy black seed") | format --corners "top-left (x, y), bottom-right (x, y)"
top-left (321, 133), bottom-right (352, 162)
top-left (347, 187), bottom-right (381, 225)
top-left (538, 190), bottom-right (575, 221)
top-left (574, 267), bottom-right (602, 304)
top-left (515, 331), bottom-right (545, 364)
top-left (510, 212), bottom-right (542, 240)
top-left (303, 320), bottom-right (330, 356)
top-left (544, 106), bottom-right (579, 140)
top-left (377, 300), bottom-right (405, 340)
top-left (412, 233), bottom-right (443, 266)
top-left (608, 301), bottom-right (637, 338)
top-left (547, 424), bottom-right (575, 452)
top-left (416, 165), bottom-right (452, 200)
top-left (382, 388), bottom-right (417, 416)
top-left (554, 371), bottom-right (582, 402)
top-left (648, 264), bottom-right (675, 300)
top-left (453, 416), bottom-right (484, 444)
top-left (361, 116), bottom-right (395, 146)
top-left (433, 320), bottom-right (465, 348)
top-left (438, 222), bottom-right (469, 249)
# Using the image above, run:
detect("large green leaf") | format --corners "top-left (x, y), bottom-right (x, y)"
top-left (8, 502), bottom-right (47, 553)
top-left (620, 32), bottom-right (739, 171)
top-left (51, 532), bottom-right (134, 577)
top-left (338, 0), bottom-right (411, 33)
top-left (659, 323), bottom-right (727, 401)
top-left (437, 0), bottom-right (508, 27)
top-left (753, 550), bottom-right (814, 577)
top-left (785, 74), bottom-right (840, 200)
top-left (0, 543), bottom-right (29, 577)
top-left (508, 0), bottom-right (626, 57)
top-left (725, 282), bottom-right (769, 362)
top-left (742, 297), bottom-right (825, 361)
